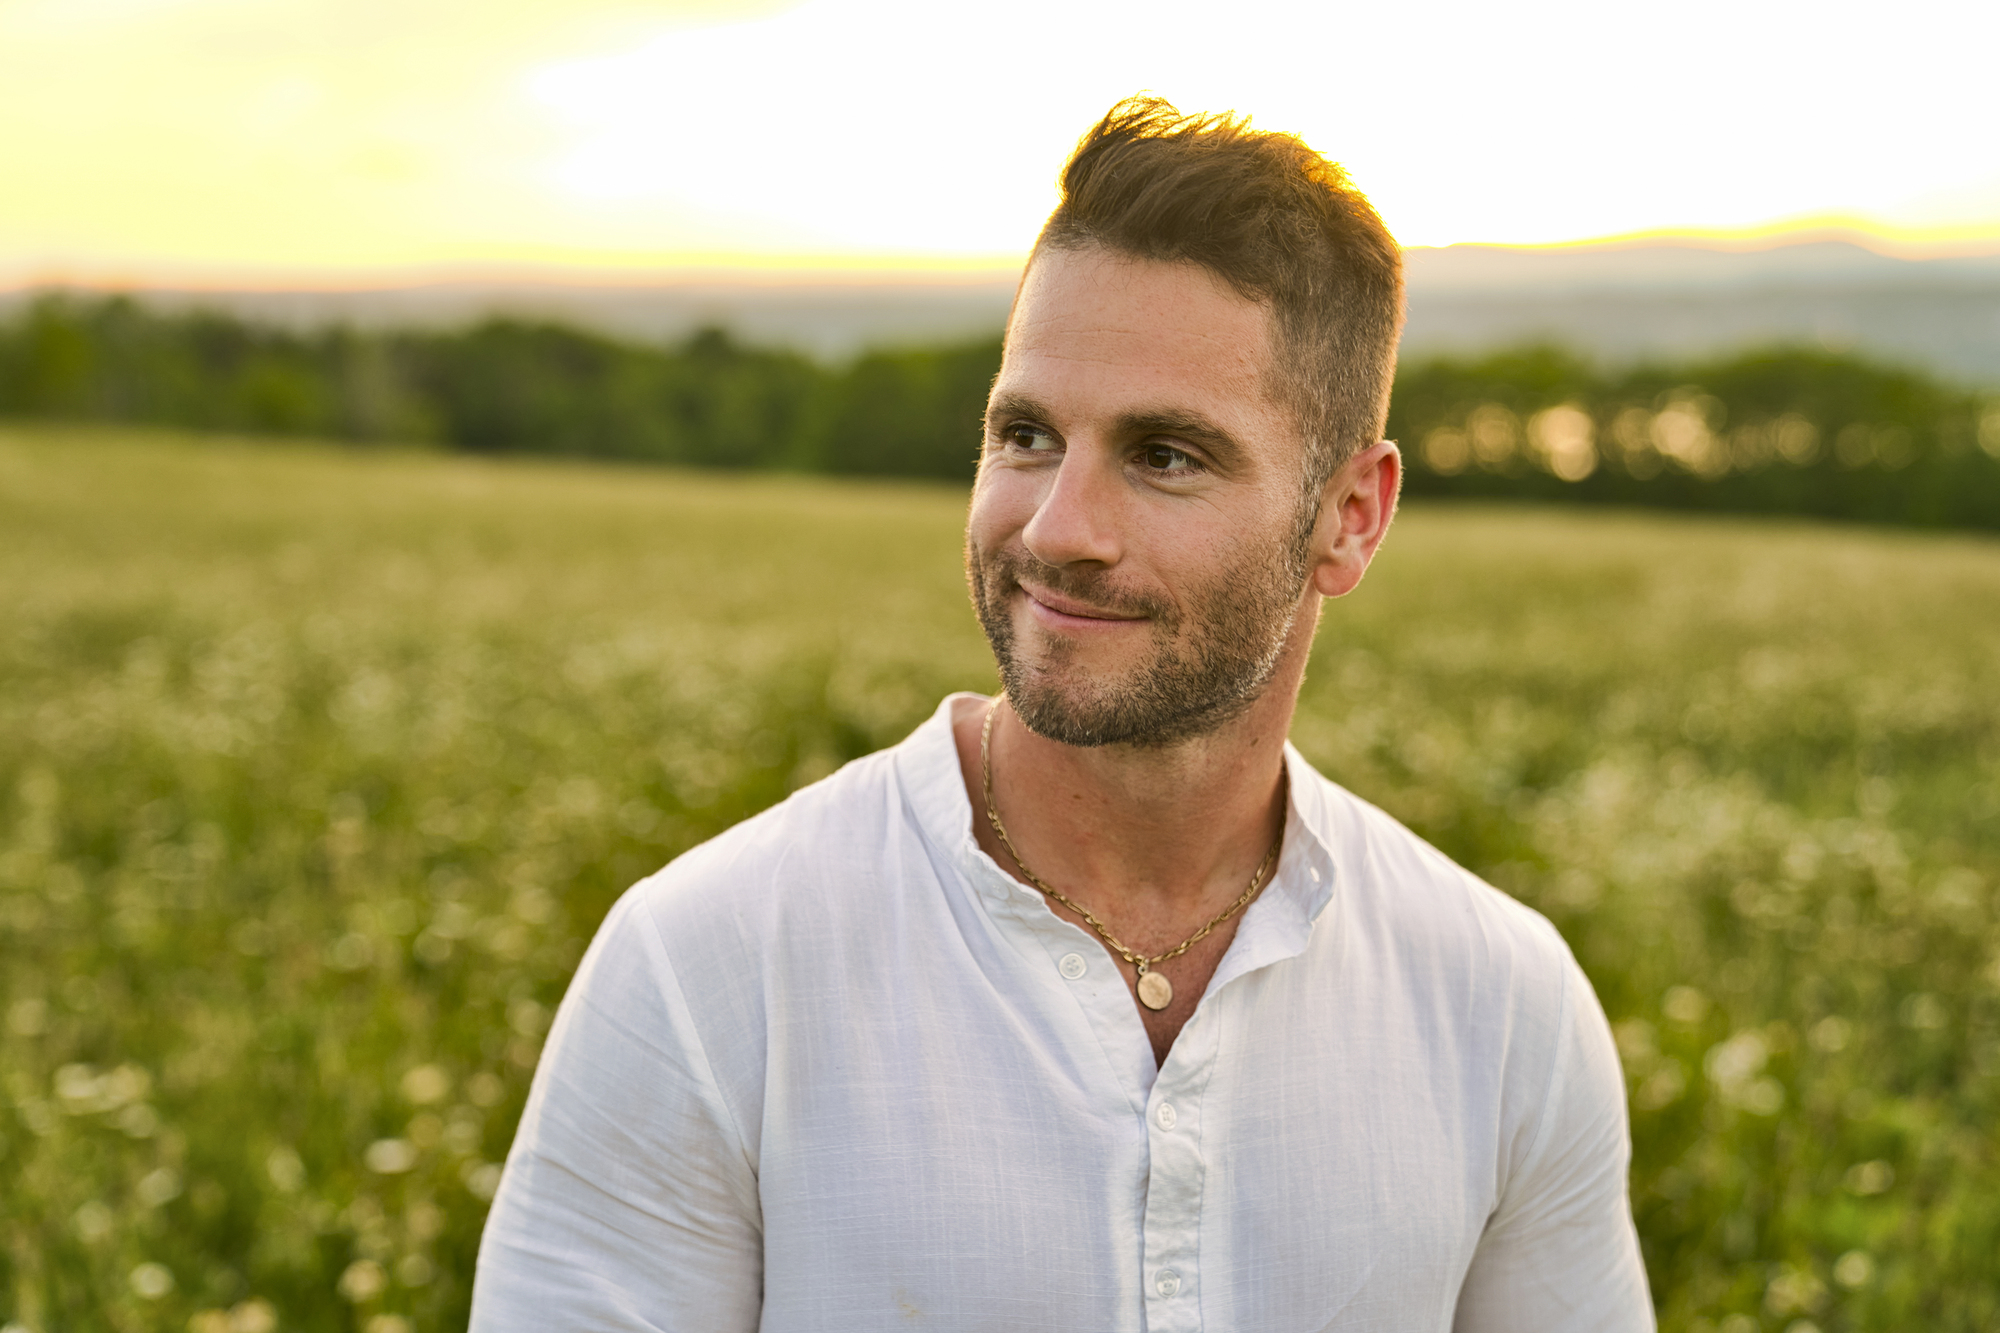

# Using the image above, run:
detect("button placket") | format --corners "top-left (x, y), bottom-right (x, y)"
top-left (1016, 905), bottom-right (1156, 1122)
top-left (1140, 1010), bottom-right (1220, 1333)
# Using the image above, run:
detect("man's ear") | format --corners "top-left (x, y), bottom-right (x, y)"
top-left (1308, 439), bottom-right (1401, 600)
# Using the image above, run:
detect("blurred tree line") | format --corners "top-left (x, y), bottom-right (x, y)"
top-left (0, 295), bottom-right (997, 480)
top-left (4, 293), bottom-right (1998, 527)
top-left (1390, 345), bottom-right (2000, 530)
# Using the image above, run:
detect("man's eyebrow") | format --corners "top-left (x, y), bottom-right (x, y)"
top-left (984, 394), bottom-right (1248, 468)
top-left (1114, 408), bottom-right (1247, 468)
top-left (984, 391), bottom-right (1052, 433)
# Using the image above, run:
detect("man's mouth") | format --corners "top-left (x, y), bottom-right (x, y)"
top-left (1019, 583), bottom-right (1148, 626)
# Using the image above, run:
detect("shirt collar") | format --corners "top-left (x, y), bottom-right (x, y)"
top-left (896, 693), bottom-right (1341, 975)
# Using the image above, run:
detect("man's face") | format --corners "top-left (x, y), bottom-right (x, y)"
top-left (966, 245), bottom-right (1316, 747)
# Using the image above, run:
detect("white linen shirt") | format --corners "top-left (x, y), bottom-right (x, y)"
top-left (472, 694), bottom-right (1653, 1331)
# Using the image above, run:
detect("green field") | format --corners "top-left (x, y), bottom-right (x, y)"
top-left (3, 425), bottom-right (1998, 1332)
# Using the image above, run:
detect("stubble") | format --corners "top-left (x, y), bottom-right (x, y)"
top-left (966, 510), bottom-right (1315, 748)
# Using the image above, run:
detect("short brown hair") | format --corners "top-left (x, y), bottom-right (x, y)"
top-left (1032, 96), bottom-right (1404, 495)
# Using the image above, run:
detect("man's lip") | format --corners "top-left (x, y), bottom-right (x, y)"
top-left (1019, 585), bottom-right (1147, 623)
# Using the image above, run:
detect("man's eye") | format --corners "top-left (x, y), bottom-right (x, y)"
top-left (1142, 445), bottom-right (1194, 472)
top-left (1006, 426), bottom-right (1058, 452)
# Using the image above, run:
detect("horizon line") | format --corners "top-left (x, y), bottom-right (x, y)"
top-left (1423, 214), bottom-right (2000, 261)
top-left (4, 217), bottom-right (1998, 295)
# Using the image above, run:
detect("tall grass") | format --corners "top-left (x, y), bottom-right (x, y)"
top-left (2, 425), bottom-right (1996, 1331)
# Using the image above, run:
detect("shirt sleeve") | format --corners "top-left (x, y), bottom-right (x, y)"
top-left (469, 890), bottom-right (764, 1332)
top-left (1453, 952), bottom-right (1655, 1333)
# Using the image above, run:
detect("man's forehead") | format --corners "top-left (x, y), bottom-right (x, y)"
top-left (1008, 244), bottom-right (1272, 358)
top-left (999, 247), bottom-right (1280, 414)
top-left (1008, 247), bottom-right (1268, 344)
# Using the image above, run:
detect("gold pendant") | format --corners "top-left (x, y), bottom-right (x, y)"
top-left (1136, 969), bottom-right (1173, 1011)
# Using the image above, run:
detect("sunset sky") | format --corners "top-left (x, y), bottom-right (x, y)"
top-left (3, 0), bottom-right (1996, 286)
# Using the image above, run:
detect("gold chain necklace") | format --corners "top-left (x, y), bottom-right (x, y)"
top-left (979, 697), bottom-right (1284, 1012)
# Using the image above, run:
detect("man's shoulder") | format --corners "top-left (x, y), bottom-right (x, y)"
top-left (1295, 757), bottom-right (1577, 987)
top-left (643, 742), bottom-right (916, 912)
top-left (1295, 760), bottom-right (1615, 1141)
top-left (622, 699), bottom-right (969, 942)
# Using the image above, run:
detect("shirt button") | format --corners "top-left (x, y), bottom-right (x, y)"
top-left (1154, 1269), bottom-right (1180, 1298)
top-left (1058, 952), bottom-right (1088, 980)
top-left (1155, 1102), bottom-right (1177, 1130)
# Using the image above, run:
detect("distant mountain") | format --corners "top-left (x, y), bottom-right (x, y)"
top-left (1402, 238), bottom-right (2000, 294)
top-left (0, 276), bottom-right (1024, 362)
top-left (1400, 239), bottom-right (2000, 384)
top-left (5, 235), bottom-right (1997, 383)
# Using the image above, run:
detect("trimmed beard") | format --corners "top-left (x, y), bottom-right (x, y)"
top-left (966, 505), bottom-right (1317, 748)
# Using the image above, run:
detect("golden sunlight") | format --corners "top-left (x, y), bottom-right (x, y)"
top-left (3, 0), bottom-right (1996, 286)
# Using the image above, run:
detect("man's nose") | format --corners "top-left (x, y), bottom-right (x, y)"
top-left (1021, 447), bottom-right (1124, 569)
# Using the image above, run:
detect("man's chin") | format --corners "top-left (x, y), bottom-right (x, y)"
top-left (1002, 671), bottom-right (1225, 750)
top-left (1000, 634), bottom-right (1146, 705)
top-left (1000, 683), bottom-right (1126, 749)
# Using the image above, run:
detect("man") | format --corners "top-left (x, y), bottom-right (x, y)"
top-left (472, 98), bottom-right (1652, 1330)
